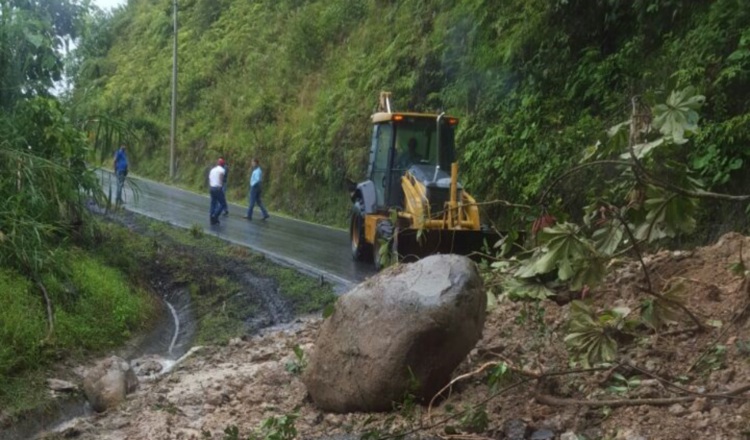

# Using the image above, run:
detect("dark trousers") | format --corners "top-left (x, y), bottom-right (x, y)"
top-left (209, 187), bottom-right (225, 218)
top-left (115, 170), bottom-right (126, 203)
top-left (247, 184), bottom-right (268, 219)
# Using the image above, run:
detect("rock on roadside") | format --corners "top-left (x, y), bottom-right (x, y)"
top-left (82, 356), bottom-right (138, 412)
top-left (303, 254), bottom-right (486, 412)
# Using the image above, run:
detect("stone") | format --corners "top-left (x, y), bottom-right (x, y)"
top-left (229, 337), bottom-right (243, 347)
top-left (302, 255), bottom-right (486, 412)
top-left (668, 403), bottom-right (687, 416)
top-left (616, 429), bottom-right (646, 440)
top-left (716, 368), bottom-right (735, 385)
top-left (82, 356), bottom-right (138, 412)
top-left (132, 357), bottom-right (163, 376)
top-left (47, 378), bottom-right (77, 392)
top-left (503, 418), bottom-right (530, 440)
top-left (690, 397), bottom-right (708, 413)
top-left (709, 406), bottom-right (722, 420)
top-left (530, 429), bottom-right (555, 440)
top-left (560, 432), bottom-right (578, 440)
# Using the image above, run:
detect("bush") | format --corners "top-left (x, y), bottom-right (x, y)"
top-left (0, 270), bottom-right (46, 377)
top-left (49, 252), bottom-right (154, 352)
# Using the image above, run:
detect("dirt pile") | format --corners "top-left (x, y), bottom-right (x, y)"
top-left (51, 233), bottom-right (750, 439)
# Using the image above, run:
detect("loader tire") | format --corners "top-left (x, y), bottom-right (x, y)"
top-left (350, 200), bottom-right (371, 262)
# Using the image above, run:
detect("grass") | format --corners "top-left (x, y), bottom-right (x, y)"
top-left (0, 251), bottom-right (157, 417)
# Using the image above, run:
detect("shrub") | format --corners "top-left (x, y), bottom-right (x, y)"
top-left (0, 270), bottom-right (46, 376)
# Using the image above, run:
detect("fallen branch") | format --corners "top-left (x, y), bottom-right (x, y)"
top-left (377, 379), bottom-right (534, 440)
top-left (642, 287), bottom-right (704, 331)
top-left (535, 383), bottom-right (750, 408)
top-left (538, 160), bottom-right (632, 205)
top-left (36, 279), bottom-right (54, 339)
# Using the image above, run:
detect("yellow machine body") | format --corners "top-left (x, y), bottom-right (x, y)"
top-left (349, 92), bottom-right (499, 268)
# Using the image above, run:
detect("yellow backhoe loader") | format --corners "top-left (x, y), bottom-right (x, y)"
top-left (349, 92), bottom-right (500, 269)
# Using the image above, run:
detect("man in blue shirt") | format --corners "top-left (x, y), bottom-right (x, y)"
top-left (113, 145), bottom-right (128, 205)
top-left (244, 158), bottom-right (269, 220)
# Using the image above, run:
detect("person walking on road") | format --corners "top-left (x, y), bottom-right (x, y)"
top-left (244, 158), bottom-right (269, 221)
top-left (113, 145), bottom-right (128, 205)
top-left (208, 158), bottom-right (227, 225)
top-left (220, 158), bottom-right (229, 216)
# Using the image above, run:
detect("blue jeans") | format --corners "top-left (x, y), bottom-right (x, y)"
top-left (247, 184), bottom-right (268, 219)
top-left (115, 170), bottom-right (127, 203)
top-left (209, 187), bottom-right (225, 218)
top-left (221, 186), bottom-right (229, 214)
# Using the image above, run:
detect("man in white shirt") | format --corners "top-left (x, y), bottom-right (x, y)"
top-left (208, 158), bottom-right (226, 225)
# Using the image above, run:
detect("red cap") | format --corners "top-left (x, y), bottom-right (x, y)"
top-left (218, 158), bottom-right (225, 166)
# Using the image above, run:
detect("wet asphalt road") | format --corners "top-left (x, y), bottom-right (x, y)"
top-left (99, 171), bottom-right (374, 290)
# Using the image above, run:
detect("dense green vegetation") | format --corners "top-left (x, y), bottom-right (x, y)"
top-left (0, 0), bottom-right (151, 416)
top-left (71, 0), bottom-right (750, 229)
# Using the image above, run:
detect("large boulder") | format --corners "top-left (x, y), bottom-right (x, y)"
top-left (83, 356), bottom-right (138, 412)
top-left (303, 254), bottom-right (486, 412)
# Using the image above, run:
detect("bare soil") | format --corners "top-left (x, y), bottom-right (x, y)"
top-left (47, 233), bottom-right (750, 439)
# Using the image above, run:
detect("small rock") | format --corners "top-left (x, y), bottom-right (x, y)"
top-left (530, 429), bottom-right (555, 440)
top-left (616, 429), bottom-right (646, 440)
top-left (504, 418), bottom-right (530, 440)
top-left (706, 285), bottom-right (722, 301)
top-left (582, 427), bottom-right (603, 439)
top-left (690, 397), bottom-right (708, 413)
top-left (717, 368), bottom-right (735, 385)
top-left (709, 406), bottom-right (722, 420)
top-left (695, 418), bottom-right (709, 429)
top-left (672, 250), bottom-right (688, 261)
top-left (560, 432), bottom-right (578, 440)
top-left (668, 403), bottom-right (687, 416)
top-left (83, 356), bottom-right (138, 412)
top-left (537, 415), bottom-right (563, 431)
top-left (133, 359), bottom-right (163, 376)
top-left (47, 378), bottom-right (77, 392)
top-left (229, 337), bottom-right (243, 347)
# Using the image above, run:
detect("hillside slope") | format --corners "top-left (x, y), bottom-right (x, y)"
top-left (71, 0), bottom-right (750, 228)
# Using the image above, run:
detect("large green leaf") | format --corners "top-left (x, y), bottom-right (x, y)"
top-left (501, 277), bottom-right (554, 301)
top-left (592, 223), bottom-right (624, 256)
top-left (652, 87), bottom-right (706, 144)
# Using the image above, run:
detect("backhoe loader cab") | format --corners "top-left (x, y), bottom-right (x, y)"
top-left (367, 113), bottom-right (458, 210)
top-left (350, 93), bottom-right (499, 270)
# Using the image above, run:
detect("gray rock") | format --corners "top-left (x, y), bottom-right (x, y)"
top-left (560, 432), bottom-right (578, 440)
top-left (504, 418), bottom-right (530, 440)
top-left (132, 356), bottom-right (164, 376)
top-left (303, 255), bottom-right (486, 412)
top-left (47, 378), bottom-right (77, 392)
top-left (668, 403), bottom-right (687, 416)
top-left (82, 356), bottom-right (138, 412)
top-left (530, 429), bottom-right (555, 440)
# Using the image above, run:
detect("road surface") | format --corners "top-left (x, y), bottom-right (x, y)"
top-left (100, 172), bottom-right (373, 290)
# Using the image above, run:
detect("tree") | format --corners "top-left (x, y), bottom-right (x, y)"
top-left (0, 0), bottom-right (100, 333)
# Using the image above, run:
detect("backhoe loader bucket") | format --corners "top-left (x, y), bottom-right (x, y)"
top-left (393, 228), bottom-right (502, 261)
